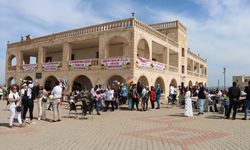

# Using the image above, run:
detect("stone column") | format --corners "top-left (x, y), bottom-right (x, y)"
top-left (37, 46), bottom-right (45, 72)
top-left (16, 51), bottom-right (21, 72)
top-left (166, 47), bottom-right (170, 71)
top-left (62, 42), bottom-right (71, 70)
top-left (99, 35), bottom-right (108, 59)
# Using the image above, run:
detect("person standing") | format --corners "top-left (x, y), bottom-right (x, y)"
top-left (242, 81), bottom-right (250, 120)
top-left (128, 82), bottom-right (133, 110)
top-left (104, 85), bottom-right (114, 112)
top-left (8, 85), bottom-right (24, 128)
top-left (226, 82), bottom-right (241, 120)
top-left (22, 83), bottom-right (35, 124)
top-left (149, 86), bottom-right (155, 109)
top-left (184, 86), bottom-right (193, 117)
top-left (155, 84), bottom-right (162, 109)
top-left (197, 83), bottom-right (207, 116)
top-left (131, 84), bottom-right (138, 111)
top-left (51, 81), bottom-right (62, 122)
top-left (0, 86), bottom-right (3, 100)
top-left (141, 86), bottom-right (149, 111)
top-left (37, 85), bottom-right (47, 120)
top-left (121, 83), bottom-right (127, 105)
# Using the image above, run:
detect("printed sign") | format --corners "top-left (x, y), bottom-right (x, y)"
top-left (136, 56), bottom-right (151, 69)
top-left (42, 62), bottom-right (60, 71)
top-left (69, 59), bottom-right (92, 70)
top-left (101, 57), bottom-right (130, 70)
top-left (22, 64), bottom-right (37, 72)
top-left (152, 61), bottom-right (166, 71)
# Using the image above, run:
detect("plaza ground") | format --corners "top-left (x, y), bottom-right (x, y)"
top-left (0, 100), bottom-right (250, 150)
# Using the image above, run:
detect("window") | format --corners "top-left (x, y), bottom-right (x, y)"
top-left (71, 54), bottom-right (75, 60)
top-left (182, 65), bottom-right (185, 74)
top-left (96, 51), bottom-right (99, 58)
top-left (45, 57), bottom-right (52, 62)
top-left (182, 48), bottom-right (185, 57)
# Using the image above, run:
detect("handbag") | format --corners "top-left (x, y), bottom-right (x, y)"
top-left (42, 97), bottom-right (47, 103)
top-left (16, 106), bottom-right (22, 112)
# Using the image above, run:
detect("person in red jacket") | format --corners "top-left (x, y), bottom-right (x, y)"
top-left (149, 86), bottom-right (155, 109)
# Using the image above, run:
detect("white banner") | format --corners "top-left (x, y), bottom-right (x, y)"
top-left (136, 56), bottom-right (151, 69)
top-left (152, 61), bottom-right (166, 72)
top-left (69, 59), bottom-right (92, 70)
top-left (43, 62), bottom-right (60, 71)
top-left (22, 64), bottom-right (37, 72)
top-left (101, 57), bottom-right (130, 70)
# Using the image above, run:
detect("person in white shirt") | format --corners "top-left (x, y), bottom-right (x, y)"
top-left (51, 81), bottom-right (62, 122)
top-left (8, 85), bottom-right (24, 128)
top-left (184, 86), bottom-right (193, 117)
top-left (104, 85), bottom-right (114, 111)
top-left (0, 87), bottom-right (3, 100)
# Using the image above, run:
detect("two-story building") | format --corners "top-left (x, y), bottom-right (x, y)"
top-left (6, 17), bottom-right (207, 96)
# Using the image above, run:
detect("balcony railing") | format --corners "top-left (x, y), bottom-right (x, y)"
top-left (8, 66), bottom-right (16, 71)
top-left (169, 65), bottom-right (178, 72)
top-left (187, 70), bottom-right (194, 76)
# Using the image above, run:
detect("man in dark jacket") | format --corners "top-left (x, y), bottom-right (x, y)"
top-left (242, 81), bottom-right (250, 120)
top-left (226, 82), bottom-right (241, 120)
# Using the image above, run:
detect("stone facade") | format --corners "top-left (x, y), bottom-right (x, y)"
top-left (6, 18), bottom-right (207, 97)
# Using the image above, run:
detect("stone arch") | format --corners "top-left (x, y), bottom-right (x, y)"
top-left (137, 38), bottom-right (150, 59)
top-left (106, 35), bottom-right (129, 57)
top-left (7, 77), bottom-right (16, 87)
top-left (154, 77), bottom-right (165, 93)
top-left (170, 78), bottom-right (177, 87)
top-left (8, 55), bottom-right (16, 66)
top-left (44, 76), bottom-right (59, 91)
top-left (188, 80), bottom-right (193, 87)
top-left (72, 75), bottom-right (93, 91)
top-left (138, 75), bottom-right (149, 86)
top-left (107, 75), bottom-right (125, 87)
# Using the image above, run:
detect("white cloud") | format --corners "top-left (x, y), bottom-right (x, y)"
top-left (144, 0), bottom-right (250, 86)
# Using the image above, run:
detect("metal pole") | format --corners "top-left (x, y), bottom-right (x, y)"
top-left (223, 67), bottom-right (226, 90)
top-left (218, 79), bottom-right (220, 89)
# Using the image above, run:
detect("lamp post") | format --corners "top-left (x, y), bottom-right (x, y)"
top-left (223, 67), bottom-right (226, 90)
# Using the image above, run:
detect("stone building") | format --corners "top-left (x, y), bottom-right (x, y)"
top-left (6, 18), bottom-right (207, 96)
top-left (233, 76), bottom-right (250, 90)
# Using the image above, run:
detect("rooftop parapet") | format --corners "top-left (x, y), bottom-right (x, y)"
top-left (149, 20), bottom-right (187, 33)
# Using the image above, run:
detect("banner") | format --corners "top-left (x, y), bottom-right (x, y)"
top-left (69, 59), bottom-right (92, 70)
top-left (101, 57), bottom-right (130, 70)
top-left (42, 62), bottom-right (60, 71)
top-left (22, 64), bottom-right (37, 72)
top-left (136, 56), bottom-right (151, 69)
top-left (152, 61), bottom-right (166, 72)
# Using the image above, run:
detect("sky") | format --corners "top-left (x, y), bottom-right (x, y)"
top-left (0, 0), bottom-right (250, 87)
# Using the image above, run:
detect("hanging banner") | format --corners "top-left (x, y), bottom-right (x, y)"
top-left (101, 57), bottom-right (130, 70)
top-left (152, 61), bottom-right (166, 72)
top-left (136, 56), bottom-right (152, 69)
top-left (22, 64), bottom-right (37, 72)
top-left (69, 59), bottom-right (92, 70)
top-left (42, 62), bottom-right (60, 71)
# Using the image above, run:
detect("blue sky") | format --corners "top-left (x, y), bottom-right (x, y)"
top-left (0, 0), bottom-right (250, 87)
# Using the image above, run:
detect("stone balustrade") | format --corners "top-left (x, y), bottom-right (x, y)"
top-left (149, 21), bottom-right (177, 30)
top-left (187, 50), bottom-right (207, 63)
top-left (169, 65), bottom-right (178, 72)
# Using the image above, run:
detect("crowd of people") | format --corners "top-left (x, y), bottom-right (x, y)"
top-left (1, 79), bottom-right (250, 129)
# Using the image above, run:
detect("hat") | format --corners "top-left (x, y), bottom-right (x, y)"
top-left (22, 83), bottom-right (27, 87)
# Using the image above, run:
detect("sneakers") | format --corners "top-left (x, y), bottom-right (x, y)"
top-left (38, 117), bottom-right (41, 121)
top-left (97, 113), bottom-right (101, 115)
top-left (242, 118), bottom-right (247, 120)
top-left (8, 125), bottom-right (13, 128)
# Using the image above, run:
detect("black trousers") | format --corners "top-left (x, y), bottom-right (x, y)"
top-left (22, 102), bottom-right (34, 120)
top-left (105, 101), bottom-right (114, 111)
top-left (226, 100), bottom-right (238, 119)
top-left (151, 101), bottom-right (155, 109)
top-left (132, 98), bottom-right (139, 110)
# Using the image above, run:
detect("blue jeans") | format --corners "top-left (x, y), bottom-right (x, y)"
top-left (94, 100), bottom-right (100, 114)
top-left (128, 98), bottom-right (132, 110)
top-left (244, 100), bottom-right (250, 119)
top-left (198, 99), bottom-right (205, 113)
top-left (156, 95), bottom-right (161, 108)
